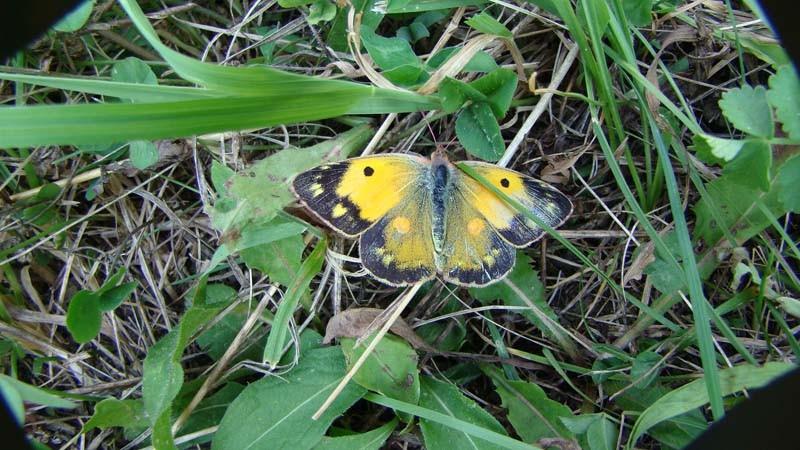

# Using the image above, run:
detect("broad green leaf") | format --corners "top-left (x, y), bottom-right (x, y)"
top-left (766, 64), bottom-right (800, 140)
top-left (776, 296), bottom-right (800, 319)
top-left (470, 69), bottom-right (518, 119)
top-left (213, 347), bottom-right (366, 450)
top-left (428, 48), bottom-right (499, 73)
top-left (610, 382), bottom-right (706, 449)
top-left (471, 253), bottom-right (575, 356)
top-left (522, 0), bottom-right (560, 16)
top-left (628, 362), bottom-right (794, 447)
top-left (313, 417), bottom-right (398, 450)
top-left (308, 0), bottom-right (337, 25)
top-left (490, 374), bottom-right (575, 442)
top-left (176, 383), bottom-right (245, 446)
top-left (0, 379), bottom-right (24, 424)
top-left (97, 282), bottom-right (137, 312)
top-left (776, 154), bottom-right (800, 211)
top-left (465, 12), bottom-right (512, 39)
top-left (111, 57), bottom-right (157, 87)
top-left (419, 377), bottom-right (509, 450)
top-left (561, 414), bottom-right (617, 450)
top-left (360, 27), bottom-right (426, 86)
top-left (739, 36), bottom-right (791, 68)
top-left (262, 239), bottom-right (327, 365)
top-left (621, 0), bottom-right (653, 26)
top-left (692, 134), bottom-right (746, 163)
top-left (718, 84), bottom-right (773, 137)
top-left (630, 351), bottom-right (662, 388)
top-left (642, 232), bottom-right (685, 295)
top-left (456, 102), bottom-right (505, 161)
top-left (66, 290), bottom-right (102, 344)
top-left (241, 232), bottom-right (304, 286)
top-left (83, 398), bottom-right (148, 432)
top-left (341, 334), bottom-right (420, 405)
top-left (723, 140), bottom-right (772, 191)
top-left (210, 160), bottom-right (235, 193)
top-left (143, 281), bottom-right (231, 447)
top-left (439, 77), bottom-right (488, 113)
top-left (53, 0), bottom-right (95, 32)
top-left (384, 0), bottom-right (490, 13)
top-left (207, 220), bottom-right (307, 275)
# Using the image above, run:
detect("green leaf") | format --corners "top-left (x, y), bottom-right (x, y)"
top-left (766, 64), bottom-right (800, 140)
top-left (341, 334), bottom-right (420, 405)
top-left (630, 351), bottom-right (662, 388)
top-left (642, 232), bottom-right (685, 295)
top-left (210, 160), bottom-right (235, 193)
top-left (98, 282), bottom-right (136, 312)
top-left (418, 377), bottom-right (509, 450)
top-left (128, 140), bottom-right (159, 170)
top-left (111, 57), bottom-right (157, 87)
top-left (308, 0), bottom-right (337, 25)
top-left (0, 379), bottom-right (23, 424)
top-left (776, 153), bottom-right (800, 212)
top-left (776, 296), bottom-right (800, 319)
top-left (240, 230), bottom-right (304, 286)
top-left (213, 347), bottom-right (366, 450)
top-left (490, 374), bottom-right (575, 442)
top-left (718, 84), bottom-right (773, 137)
top-left (692, 134), bottom-right (746, 163)
top-left (0, 375), bottom-right (77, 411)
top-left (465, 12), bottom-right (513, 39)
top-left (66, 290), bottom-right (102, 344)
top-left (621, 0), bottom-right (653, 26)
top-left (628, 362), bottom-right (794, 447)
top-left (723, 141), bottom-right (772, 192)
top-left (439, 77), bottom-right (488, 113)
top-left (609, 381), bottom-right (705, 449)
top-left (263, 239), bottom-right (327, 365)
top-left (561, 414), bottom-right (617, 450)
top-left (469, 69), bottom-right (518, 119)
top-left (522, 0), bottom-right (560, 16)
top-left (740, 36), bottom-right (791, 68)
top-left (360, 27), bottom-right (425, 86)
top-left (176, 383), bottom-right (245, 446)
top-left (428, 48), bottom-right (498, 73)
top-left (456, 102), bottom-right (505, 161)
top-left (471, 253), bottom-right (576, 356)
top-left (83, 398), bottom-right (148, 432)
top-left (313, 418), bottom-right (397, 450)
top-left (53, 0), bottom-right (95, 32)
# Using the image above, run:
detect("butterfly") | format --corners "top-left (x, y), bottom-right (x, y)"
top-left (291, 149), bottom-right (572, 287)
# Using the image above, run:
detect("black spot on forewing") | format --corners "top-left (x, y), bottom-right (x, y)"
top-left (292, 162), bottom-right (371, 236)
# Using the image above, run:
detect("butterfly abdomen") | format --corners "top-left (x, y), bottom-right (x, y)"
top-left (430, 161), bottom-right (451, 255)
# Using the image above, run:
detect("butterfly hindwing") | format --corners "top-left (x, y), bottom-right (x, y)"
top-left (359, 187), bottom-right (437, 286)
top-left (292, 154), bottom-right (427, 237)
top-left (439, 186), bottom-right (517, 286)
top-left (458, 161), bottom-right (573, 247)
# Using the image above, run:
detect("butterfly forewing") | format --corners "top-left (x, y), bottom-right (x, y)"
top-left (458, 162), bottom-right (573, 247)
top-left (291, 154), bottom-right (426, 237)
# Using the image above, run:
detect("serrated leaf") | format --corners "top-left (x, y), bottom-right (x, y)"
top-left (84, 398), bottom-right (148, 432)
top-left (471, 253), bottom-right (575, 355)
top-left (341, 334), bottom-right (420, 405)
top-left (53, 0), bottom-right (95, 32)
top-left (465, 12), bottom-right (512, 39)
top-left (491, 375), bottom-right (575, 442)
top-left (418, 377), bottom-right (509, 450)
top-left (129, 140), bottom-right (159, 169)
top-left (767, 64), bottom-right (800, 140)
top-left (213, 347), bottom-right (366, 450)
top-left (66, 290), bottom-right (102, 344)
top-left (692, 134), bottom-right (746, 163)
top-left (455, 102), bottom-right (504, 161)
top-left (719, 84), bottom-right (773, 137)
